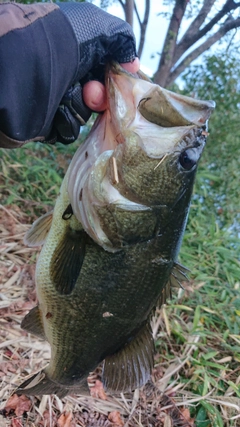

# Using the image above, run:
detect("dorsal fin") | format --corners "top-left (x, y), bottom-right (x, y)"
top-left (156, 262), bottom-right (189, 308)
top-left (157, 280), bottom-right (172, 308)
top-left (170, 262), bottom-right (189, 288)
top-left (103, 323), bottom-right (154, 393)
top-left (21, 306), bottom-right (46, 340)
top-left (50, 228), bottom-right (86, 295)
top-left (24, 211), bottom-right (53, 247)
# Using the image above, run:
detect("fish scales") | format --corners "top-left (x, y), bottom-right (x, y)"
top-left (16, 63), bottom-right (215, 397)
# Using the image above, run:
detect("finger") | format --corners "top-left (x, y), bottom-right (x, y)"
top-left (83, 81), bottom-right (107, 112)
top-left (83, 58), bottom-right (140, 112)
top-left (120, 58), bottom-right (140, 74)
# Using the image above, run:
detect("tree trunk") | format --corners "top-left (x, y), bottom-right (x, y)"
top-left (166, 16), bottom-right (240, 86)
top-left (154, 0), bottom-right (188, 87)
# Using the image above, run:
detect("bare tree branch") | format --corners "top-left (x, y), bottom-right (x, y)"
top-left (174, 0), bottom-right (240, 65)
top-left (134, 0), bottom-right (141, 26)
top-left (166, 16), bottom-right (240, 86)
top-left (135, 0), bottom-right (150, 58)
top-left (125, 0), bottom-right (134, 27)
top-left (178, 0), bottom-right (216, 44)
top-left (116, 0), bottom-right (240, 88)
top-left (154, 0), bottom-right (189, 87)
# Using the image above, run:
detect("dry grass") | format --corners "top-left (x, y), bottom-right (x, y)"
top-left (1, 205), bottom-right (239, 427)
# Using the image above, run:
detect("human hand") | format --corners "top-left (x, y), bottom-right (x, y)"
top-left (52, 2), bottom-right (138, 145)
top-left (83, 59), bottom-right (140, 112)
top-left (0, 2), bottom-right (137, 148)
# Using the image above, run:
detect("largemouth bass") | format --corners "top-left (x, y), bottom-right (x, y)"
top-left (16, 64), bottom-right (215, 397)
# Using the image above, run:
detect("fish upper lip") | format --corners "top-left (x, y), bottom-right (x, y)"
top-left (106, 64), bottom-right (214, 160)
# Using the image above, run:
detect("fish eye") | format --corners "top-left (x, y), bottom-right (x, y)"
top-left (179, 148), bottom-right (198, 171)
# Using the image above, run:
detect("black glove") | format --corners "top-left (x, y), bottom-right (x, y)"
top-left (52, 2), bottom-right (137, 145)
top-left (0, 2), bottom-right (136, 148)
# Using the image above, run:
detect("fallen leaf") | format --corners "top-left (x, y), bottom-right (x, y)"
top-left (57, 412), bottom-right (73, 427)
top-left (180, 407), bottom-right (195, 426)
top-left (108, 411), bottom-right (124, 426)
top-left (89, 379), bottom-right (107, 400)
top-left (181, 408), bottom-right (190, 419)
top-left (10, 419), bottom-right (23, 427)
top-left (4, 394), bottom-right (31, 417)
top-left (0, 361), bottom-right (17, 374)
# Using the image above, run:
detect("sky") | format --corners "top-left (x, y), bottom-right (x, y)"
top-left (91, 1), bottom-right (240, 79)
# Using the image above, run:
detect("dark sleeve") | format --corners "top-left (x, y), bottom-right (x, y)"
top-left (0, 3), bottom-right (79, 148)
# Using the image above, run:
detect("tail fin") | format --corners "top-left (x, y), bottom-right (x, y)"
top-left (15, 369), bottom-right (90, 398)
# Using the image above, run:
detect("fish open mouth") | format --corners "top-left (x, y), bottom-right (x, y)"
top-left (67, 63), bottom-right (215, 251)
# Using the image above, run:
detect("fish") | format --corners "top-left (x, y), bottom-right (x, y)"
top-left (16, 63), bottom-right (215, 398)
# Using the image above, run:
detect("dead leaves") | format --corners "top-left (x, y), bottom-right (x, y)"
top-left (108, 411), bottom-right (124, 426)
top-left (10, 419), bottom-right (23, 427)
top-left (159, 395), bottom-right (195, 427)
top-left (89, 379), bottom-right (107, 400)
top-left (3, 394), bottom-right (31, 417)
top-left (57, 411), bottom-right (73, 427)
top-left (180, 408), bottom-right (195, 426)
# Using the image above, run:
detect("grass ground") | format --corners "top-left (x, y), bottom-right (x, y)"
top-left (0, 128), bottom-right (239, 426)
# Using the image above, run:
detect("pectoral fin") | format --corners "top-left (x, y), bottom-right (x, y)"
top-left (15, 370), bottom-right (68, 398)
top-left (21, 306), bottom-right (46, 340)
top-left (24, 211), bottom-right (53, 247)
top-left (50, 228), bottom-right (86, 295)
top-left (103, 323), bottom-right (154, 393)
top-left (15, 369), bottom-right (90, 398)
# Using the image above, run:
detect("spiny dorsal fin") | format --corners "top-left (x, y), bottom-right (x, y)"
top-left (156, 262), bottom-right (189, 308)
top-left (103, 323), bottom-right (154, 393)
top-left (21, 306), bottom-right (46, 340)
top-left (50, 228), bottom-right (86, 295)
top-left (24, 211), bottom-right (53, 247)
top-left (157, 280), bottom-right (172, 308)
top-left (170, 262), bottom-right (189, 289)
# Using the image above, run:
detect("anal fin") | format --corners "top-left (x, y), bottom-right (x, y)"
top-left (103, 323), bottom-right (154, 393)
top-left (21, 306), bottom-right (46, 340)
top-left (24, 211), bottom-right (53, 247)
top-left (50, 228), bottom-right (86, 295)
